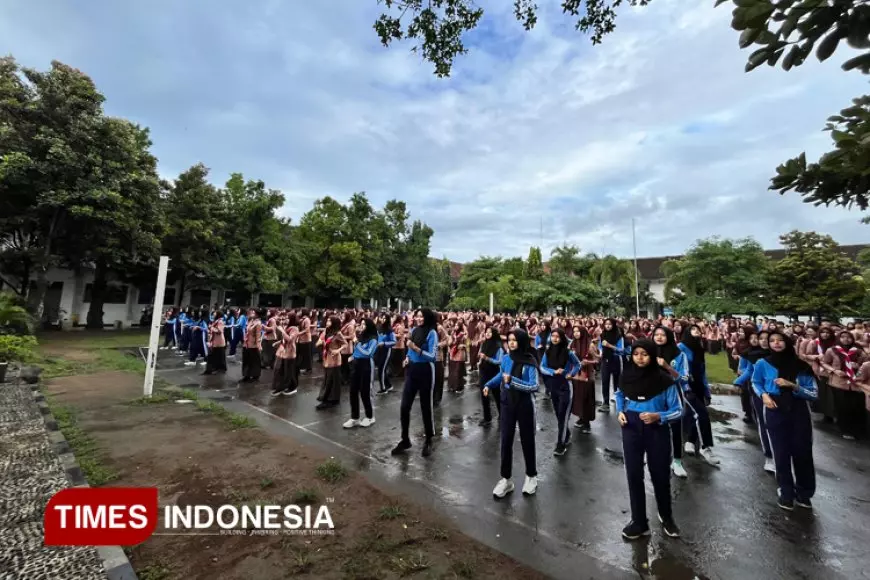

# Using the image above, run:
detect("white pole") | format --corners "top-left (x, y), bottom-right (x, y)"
top-left (143, 256), bottom-right (169, 397)
top-left (632, 218), bottom-right (640, 318)
top-left (489, 292), bottom-right (494, 317)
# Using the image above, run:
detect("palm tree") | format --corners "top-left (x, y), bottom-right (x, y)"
top-left (0, 292), bottom-right (32, 334)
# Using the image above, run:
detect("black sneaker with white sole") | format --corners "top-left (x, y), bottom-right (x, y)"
top-left (795, 498), bottom-right (813, 509)
top-left (621, 520), bottom-right (651, 540)
top-left (553, 444), bottom-right (566, 457)
top-left (658, 514), bottom-right (681, 538)
top-left (777, 497), bottom-right (795, 511)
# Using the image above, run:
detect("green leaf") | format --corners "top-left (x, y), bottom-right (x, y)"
top-left (740, 28), bottom-right (762, 48)
top-left (842, 52), bottom-right (870, 72)
top-left (815, 29), bottom-right (841, 61)
top-left (746, 47), bottom-right (770, 71)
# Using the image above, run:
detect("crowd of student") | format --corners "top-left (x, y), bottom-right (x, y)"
top-left (160, 306), bottom-right (869, 540)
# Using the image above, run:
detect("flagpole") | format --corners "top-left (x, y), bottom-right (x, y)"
top-left (632, 218), bottom-right (640, 318)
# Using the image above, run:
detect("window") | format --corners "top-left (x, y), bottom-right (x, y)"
top-left (83, 284), bottom-right (128, 304)
top-left (138, 286), bottom-right (177, 305)
top-left (224, 291), bottom-right (251, 307)
top-left (189, 289), bottom-right (212, 307)
top-left (258, 293), bottom-right (282, 307)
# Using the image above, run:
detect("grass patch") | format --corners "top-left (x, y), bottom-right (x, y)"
top-left (706, 352), bottom-right (735, 385)
top-left (342, 554), bottom-right (382, 580)
top-left (426, 526), bottom-right (449, 541)
top-left (389, 551), bottom-right (431, 576)
top-left (47, 398), bottom-right (117, 486)
top-left (228, 414), bottom-right (257, 429)
top-left (259, 476), bottom-right (274, 490)
top-left (450, 557), bottom-right (478, 578)
top-left (315, 458), bottom-right (348, 484)
top-left (290, 550), bottom-right (313, 574)
top-left (137, 564), bottom-right (172, 580)
top-left (292, 488), bottom-right (320, 504)
top-left (378, 503), bottom-right (406, 520)
top-left (128, 393), bottom-right (171, 405)
top-left (38, 349), bottom-right (145, 379)
top-left (192, 399), bottom-right (255, 429)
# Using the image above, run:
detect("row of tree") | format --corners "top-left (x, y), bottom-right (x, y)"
top-left (0, 57), bottom-right (447, 328)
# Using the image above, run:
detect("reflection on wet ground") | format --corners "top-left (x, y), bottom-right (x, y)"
top-left (150, 349), bottom-right (868, 580)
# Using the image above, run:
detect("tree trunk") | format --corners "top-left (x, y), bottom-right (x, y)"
top-left (86, 259), bottom-right (109, 329)
top-left (176, 271), bottom-right (186, 308)
top-left (26, 209), bottom-right (61, 318)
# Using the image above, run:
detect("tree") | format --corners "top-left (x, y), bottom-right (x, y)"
top-left (662, 237), bottom-right (771, 316)
top-left (549, 243), bottom-right (584, 276)
top-left (374, 0), bottom-right (651, 77)
top-left (421, 257), bottom-right (453, 308)
top-left (716, 0), bottom-right (870, 216)
top-left (768, 231), bottom-right (865, 318)
top-left (523, 246), bottom-right (544, 279)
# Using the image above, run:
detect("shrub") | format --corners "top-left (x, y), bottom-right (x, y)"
top-left (0, 292), bottom-right (32, 334)
top-left (0, 334), bottom-right (38, 363)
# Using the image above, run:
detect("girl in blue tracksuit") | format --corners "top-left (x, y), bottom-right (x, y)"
top-left (734, 331), bottom-right (775, 474)
top-left (375, 313), bottom-right (396, 395)
top-left (392, 309), bottom-right (438, 458)
top-left (177, 308), bottom-right (192, 354)
top-left (541, 329), bottom-right (582, 456)
top-left (186, 309), bottom-right (209, 366)
top-left (679, 324), bottom-right (719, 467)
top-left (345, 318), bottom-right (378, 429)
top-left (617, 339), bottom-right (683, 540)
top-left (230, 308), bottom-right (246, 357)
top-left (598, 318), bottom-right (625, 412)
top-left (162, 308), bottom-right (178, 349)
top-left (751, 331), bottom-right (818, 511)
top-left (477, 326), bottom-right (505, 426)
top-left (485, 328), bottom-right (540, 498)
top-left (651, 325), bottom-right (690, 478)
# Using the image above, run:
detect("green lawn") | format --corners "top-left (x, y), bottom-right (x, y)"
top-left (34, 329), bottom-right (150, 378)
top-left (706, 351), bottom-right (736, 385)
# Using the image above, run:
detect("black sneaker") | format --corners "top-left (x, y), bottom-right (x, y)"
top-left (270, 390), bottom-right (282, 397)
top-left (658, 514), bottom-right (681, 538)
top-left (580, 423), bottom-right (592, 434)
top-left (553, 444), bottom-right (567, 457)
top-left (281, 389), bottom-right (297, 396)
top-left (742, 415), bottom-right (754, 425)
top-left (422, 439), bottom-right (433, 457)
top-left (621, 520), bottom-right (650, 540)
top-left (598, 404), bottom-right (610, 413)
top-left (391, 440), bottom-right (412, 456)
top-left (777, 497), bottom-right (794, 511)
top-left (795, 498), bottom-right (813, 509)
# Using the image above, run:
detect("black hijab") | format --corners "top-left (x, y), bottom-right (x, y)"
top-left (765, 331), bottom-right (811, 383)
top-left (601, 318), bottom-right (622, 345)
top-left (539, 322), bottom-right (552, 349)
top-left (619, 339), bottom-right (674, 401)
top-left (680, 324), bottom-right (706, 364)
top-left (653, 325), bottom-right (680, 363)
top-left (481, 326), bottom-right (502, 358)
top-left (509, 328), bottom-right (538, 378)
top-left (741, 334), bottom-right (768, 364)
top-left (358, 319), bottom-right (378, 343)
top-left (410, 309), bottom-right (437, 349)
top-left (545, 329), bottom-right (570, 370)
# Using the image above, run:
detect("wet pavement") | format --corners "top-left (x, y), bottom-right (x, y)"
top-left (153, 350), bottom-right (870, 580)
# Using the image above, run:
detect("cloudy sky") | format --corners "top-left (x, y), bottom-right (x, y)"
top-left (2, 0), bottom-right (867, 261)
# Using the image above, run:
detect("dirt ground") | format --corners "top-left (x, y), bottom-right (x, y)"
top-left (44, 372), bottom-right (544, 580)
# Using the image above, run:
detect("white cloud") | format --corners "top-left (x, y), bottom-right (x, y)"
top-left (1, 0), bottom-right (867, 262)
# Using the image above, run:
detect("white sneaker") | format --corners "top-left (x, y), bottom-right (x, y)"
top-left (684, 442), bottom-right (696, 456)
top-left (184, 361), bottom-right (196, 366)
top-left (764, 458), bottom-right (776, 474)
top-left (342, 419), bottom-right (359, 429)
top-left (671, 459), bottom-right (688, 478)
top-left (700, 447), bottom-right (720, 467)
top-left (360, 417), bottom-right (376, 427)
top-left (522, 475), bottom-right (538, 496)
top-left (492, 478), bottom-right (514, 498)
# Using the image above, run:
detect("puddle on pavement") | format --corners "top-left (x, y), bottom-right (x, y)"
top-left (600, 447), bottom-right (624, 465)
top-left (708, 408), bottom-right (738, 423)
top-left (631, 540), bottom-right (709, 580)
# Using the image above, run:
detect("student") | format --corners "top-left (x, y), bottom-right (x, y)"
top-left (679, 324), bottom-right (719, 467)
top-left (316, 316), bottom-right (346, 410)
top-left (616, 339), bottom-right (683, 540)
top-left (651, 325), bottom-right (689, 478)
top-left (344, 318), bottom-right (378, 428)
top-left (598, 318), bottom-right (625, 412)
top-left (541, 329), bottom-right (581, 457)
top-left (162, 308), bottom-right (178, 350)
top-left (375, 313), bottom-right (396, 394)
top-left (447, 321), bottom-right (468, 393)
top-left (821, 330), bottom-right (869, 440)
top-left (751, 331), bottom-right (818, 510)
top-left (229, 307), bottom-right (246, 359)
top-left (240, 308), bottom-right (262, 382)
top-left (477, 326), bottom-right (505, 426)
top-left (433, 316), bottom-right (448, 406)
top-left (802, 325), bottom-right (836, 422)
top-left (185, 309), bottom-right (209, 367)
top-left (271, 313), bottom-right (299, 397)
top-left (392, 309), bottom-right (438, 458)
top-left (733, 327), bottom-right (758, 424)
top-left (391, 315), bottom-right (407, 378)
top-left (203, 309), bottom-right (227, 375)
top-left (468, 314), bottom-right (481, 373)
top-left (569, 324), bottom-right (598, 434)
top-left (261, 309), bottom-right (278, 370)
top-left (340, 312), bottom-right (356, 385)
top-left (297, 309), bottom-right (313, 374)
top-left (734, 331), bottom-right (774, 473)
top-left (487, 329), bottom-right (540, 498)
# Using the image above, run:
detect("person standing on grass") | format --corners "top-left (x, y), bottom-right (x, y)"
top-left (297, 309), bottom-right (313, 375)
top-left (487, 329), bottom-right (540, 498)
top-left (344, 318), bottom-right (378, 429)
top-left (617, 339), bottom-right (683, 540)
top-left (541, 329), bottom-right (581, 457)
top-left (821, 330), bottom-right (869, 440)
top-left (392, 308), bottom-right (439, 458)
top-left (651, 325), bottom-right (690, 479)
top-left (598, 318), bottom-right (625, 413)
top-left (271, 313), bottom-right (299, 397)
top-left (316, 316), bottom-right (346, 410)
top-left (751, 331), bottom-right (818, 511)
top-left (679, 323), bottom-right (719, 467)
top-left (477, 326), bottom-right (505, 427)
top-left (240, 308), bottom-right (262, 383)
top-left (375, 313), bottom-right (396, 395)
top-left (202, 309), bottom-right (227, 375)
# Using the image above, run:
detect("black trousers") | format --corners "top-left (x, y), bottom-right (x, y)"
top-left (545, 375), bottom-right (573, 447)
top-left (670, 387), bottom-right (685, 459)
top-left (765, 399), bottom-right (815, 502)
top-left (600, 355), bottom-right (621, 403)
top-left (340, 353), bottom-right (351, 384)
top-left (833, 388), bottom-right (867, 438)
top-left (241, 347), bottom-right (261, 379)
top-left (163, 323), bottom-right (176, 347)
top-left (400, 362), bottom-right (435, 441)
top-left (623, 411), bottom-right (672, 525)
top-left (479, 362), bottom-right (500, 422)
top-left (204, 346), bottom-right (227, 374)
top-left (500, 389), bottom-right (537, 479)
top-left (350, 358), bottom-right (374, 420)
top-left (683, 392), bottom-right (714, 449)
top-left (433, 359), bottom-right (445, 405)
top-left (271, 357), bottom-right (298, 393)
top-left (751, 391), bottom-right (773, 458)
top-left (374, 347), bottom-right (392, 392)
top-left (297, 342), bottom-right (312, 371)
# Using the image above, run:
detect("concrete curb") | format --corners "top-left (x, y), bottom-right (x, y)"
top-left (33, 385), bottom-right (139, 580)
